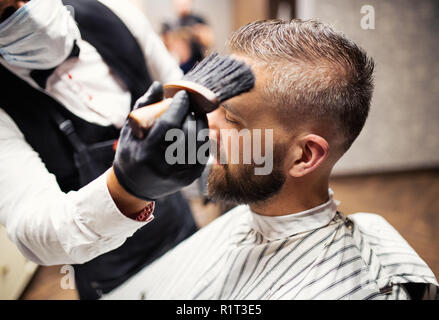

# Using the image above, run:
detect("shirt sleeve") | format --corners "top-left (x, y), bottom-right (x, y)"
top-left (99, 0), bottom-right (183, 83)
top-left (0, 108), bottom-right (153, 266)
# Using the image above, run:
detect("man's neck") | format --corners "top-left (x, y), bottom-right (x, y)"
top-left (249, 177), bottom-right (330, 217)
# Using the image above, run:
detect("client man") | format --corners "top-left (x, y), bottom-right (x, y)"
top-left (105, 19), bottom-right (438, 300)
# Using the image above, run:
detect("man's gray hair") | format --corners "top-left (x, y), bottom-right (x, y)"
top-left (228, 19), bottom-right (375, 152)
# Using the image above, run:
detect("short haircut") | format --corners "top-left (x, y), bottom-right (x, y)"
top-left (228, 19), bottom-right (375, 152)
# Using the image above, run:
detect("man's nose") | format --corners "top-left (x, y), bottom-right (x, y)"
top-left (207, 109), bottom-right (221, 141)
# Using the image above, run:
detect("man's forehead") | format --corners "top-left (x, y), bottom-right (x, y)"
top-left (229, 53), bottom-right (266, 77)
top-left (223, 79), bottom-right (261, 119)
top-left (229, 53), bottom-right (253, 65)
top-left (226, 54), bottom-right (270, 114)
top-left (230, 53), bottom-right (272, 88)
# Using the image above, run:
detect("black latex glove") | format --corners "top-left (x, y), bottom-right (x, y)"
top-left (113, 81), bottom-right (209, 201)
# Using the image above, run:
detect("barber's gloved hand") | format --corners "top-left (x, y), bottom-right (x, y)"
top-left (113, 81), bottom-right (209, 201)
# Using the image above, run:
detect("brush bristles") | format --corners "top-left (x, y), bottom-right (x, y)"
top-left (183, 53), bottom-right (255, 103)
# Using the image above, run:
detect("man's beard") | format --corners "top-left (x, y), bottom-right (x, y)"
top-left (207, 143), bottom-right (286, 205)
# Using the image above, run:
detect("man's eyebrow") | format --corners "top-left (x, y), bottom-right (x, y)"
top-left (221, 102), bottom-right (242, 118)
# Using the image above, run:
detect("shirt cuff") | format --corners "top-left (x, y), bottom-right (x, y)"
top-left (134, 201), bottom-right (155, 222)
top-left (68, 169), bottom-right (155, 238)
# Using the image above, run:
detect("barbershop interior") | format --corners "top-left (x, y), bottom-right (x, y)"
top-left (0, 0), bottom-right (438, 301)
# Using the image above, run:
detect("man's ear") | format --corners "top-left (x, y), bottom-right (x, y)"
top-left (288, 134), bottom-right (329, 178)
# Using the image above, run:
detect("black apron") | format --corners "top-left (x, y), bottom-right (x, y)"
top-left (0, 0), bottom-right (197, 299)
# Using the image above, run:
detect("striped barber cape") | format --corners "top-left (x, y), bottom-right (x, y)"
top-left (104, 190), bottom-right (438, 300)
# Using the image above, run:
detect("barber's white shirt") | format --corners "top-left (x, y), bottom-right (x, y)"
top-left (0, 0), bottom-right (183, 265)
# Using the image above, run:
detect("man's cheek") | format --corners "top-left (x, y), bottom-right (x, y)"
top-left (222, 130), bottom-right (245, 165)
top-left (217, 135), bottom-right (230, 165)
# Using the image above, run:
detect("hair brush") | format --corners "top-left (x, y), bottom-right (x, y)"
top-left (128, 53), bottom-right (255, 139)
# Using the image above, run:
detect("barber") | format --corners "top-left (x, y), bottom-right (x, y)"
top-left (0, 0), bottom-right (207, 299)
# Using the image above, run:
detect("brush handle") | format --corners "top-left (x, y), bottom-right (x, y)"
top-left (128, 81), bottom-right (219, 139)
top-left (128, 98), bottom-right (172, 139)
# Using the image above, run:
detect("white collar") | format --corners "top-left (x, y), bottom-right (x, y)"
top-left (247, 189), bottom-right (339, 241)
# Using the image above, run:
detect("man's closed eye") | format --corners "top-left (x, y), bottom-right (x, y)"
top-left (224, 113), bottom-right (239, 125)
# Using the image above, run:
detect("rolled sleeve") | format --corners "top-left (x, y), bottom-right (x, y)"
top-left (0, 109), bottom-right (153, 265)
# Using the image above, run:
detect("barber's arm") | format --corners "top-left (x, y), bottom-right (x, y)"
top-left (0, 108), bottom-right (135, 266)
top-left (110, 81), bottom-right (207, 209)
top-left (0, 82), bottom-right (207, 266)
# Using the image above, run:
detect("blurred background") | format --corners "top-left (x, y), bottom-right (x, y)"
top-left (2, 0), bottom-right (437, 299)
